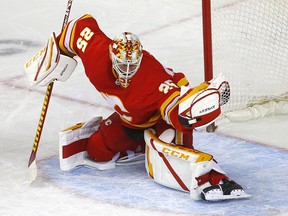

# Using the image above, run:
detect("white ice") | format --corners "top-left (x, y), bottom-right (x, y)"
top-left (1, 0), bottom-right (288, 215)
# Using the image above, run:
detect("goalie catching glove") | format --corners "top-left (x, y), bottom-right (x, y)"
top-left (24, 32), bottom-right (77, 87)
top-left (178, 73), bottom-right (230, 129)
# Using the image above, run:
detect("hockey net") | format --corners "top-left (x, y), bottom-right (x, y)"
top-left (202, 0), bottom-right (288, 122)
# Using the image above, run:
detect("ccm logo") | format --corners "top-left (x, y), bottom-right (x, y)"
top-left (162, 147), bottom-right (190, 160)
top-left (25, 47), bottom-right (46, 68)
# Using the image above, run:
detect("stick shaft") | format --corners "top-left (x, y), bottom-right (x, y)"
top-left (28, 83), bottom-right (53, 166)
top-left (28, 0), bottom-right (73, 168)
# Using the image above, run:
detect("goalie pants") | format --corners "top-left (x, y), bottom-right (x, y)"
top-left (86, 112), bottom-right (193, 162)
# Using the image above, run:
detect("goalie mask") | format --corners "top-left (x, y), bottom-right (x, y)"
top-left (109, 32), bottom-right (143, 88)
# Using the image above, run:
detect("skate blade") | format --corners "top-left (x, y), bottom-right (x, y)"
top-left (203, 190), bottom-right (251, 201)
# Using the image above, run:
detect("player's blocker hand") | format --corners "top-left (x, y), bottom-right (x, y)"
top-left (178, 73), bottom-right (230, 129)
top-left (24, 33), bottom-right (78, 87)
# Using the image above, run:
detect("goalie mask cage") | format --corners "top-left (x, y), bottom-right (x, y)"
top-left (202, 0), bottom-right (288, 122)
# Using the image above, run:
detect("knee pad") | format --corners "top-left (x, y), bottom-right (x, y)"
top-left (154, 120), bottom-right (193, 148)
top-left (87, 113), bottom-right (145, 161)
top-left (86, 131), bottom-right (115, 162)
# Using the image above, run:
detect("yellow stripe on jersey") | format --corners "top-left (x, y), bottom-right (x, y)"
top-left (166, 96), bottom-right (180, 127)
top-left (150, 111), bottom-right (162, 123)
top-left (80, 14), bottom-right (94, 20)
top-left (69, 14), bottom-right (94, 53)
top-left (160, 91), bottom-right (180, 126)
top-left (69, 23), bottom-right (77, 53)
top-left (59, 25), bottom-right (73, 56)
top-left (177, 77), bottom-right (189, 87)
top-left (59, 14), bottom-right (94, 57)
top-left (119, 112), bottom-right (162, 129)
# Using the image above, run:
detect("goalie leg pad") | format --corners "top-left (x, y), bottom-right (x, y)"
top-left (144, 129), bottom-right (249, 201)
top-left (59, 116), bottom-right (102, 171)
top-left (60, 113), bottom-right (147, 171)
top-left (144, 129), bottom-right (213, 193)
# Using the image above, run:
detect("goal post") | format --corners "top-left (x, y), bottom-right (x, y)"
top-left (202, 0), bottom-right (288, 123)
top-left (202, 0), bottom-right (214, 82)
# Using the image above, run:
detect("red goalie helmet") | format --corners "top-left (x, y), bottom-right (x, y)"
top-left (109, 32), bottom-right (143, 88)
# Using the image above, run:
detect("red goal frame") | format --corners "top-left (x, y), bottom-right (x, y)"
top-left (202, 0), bottom-right (213, 82)
top-left (202, 0), bottom-right (216, 131)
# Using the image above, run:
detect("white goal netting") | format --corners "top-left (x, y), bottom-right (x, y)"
top-left (210, 0), bottom-right (288, 121)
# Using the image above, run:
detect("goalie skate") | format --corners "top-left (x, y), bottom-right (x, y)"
top-left (201, 178), bottom-right (251, 201)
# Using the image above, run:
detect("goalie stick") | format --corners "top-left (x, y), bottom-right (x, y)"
top-left (27, 0), bottom-right (73, 185)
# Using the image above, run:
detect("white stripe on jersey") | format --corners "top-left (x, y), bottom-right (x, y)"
top-left (164, 95), bottom-right (180, 124)
top-left (164, 66), bottom-right (175, 76)
top-left (64, 19), bottom-right (77, 54)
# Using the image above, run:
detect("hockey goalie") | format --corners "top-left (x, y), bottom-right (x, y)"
top-left (24, 14), bottom-right (250, 201)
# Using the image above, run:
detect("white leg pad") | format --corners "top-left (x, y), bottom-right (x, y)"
top-left (59, 116), bottom-right (102, 171)
top-left (144, 129), bottom-right (214, 196)
top-left (59, 116), bottom-right (146, 171)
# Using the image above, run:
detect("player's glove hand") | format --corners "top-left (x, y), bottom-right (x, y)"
top-left (178, 73), bottom-right (230, 129)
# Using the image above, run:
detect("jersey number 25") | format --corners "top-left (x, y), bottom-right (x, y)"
top-left (76, 27), bottom-right (94, 53)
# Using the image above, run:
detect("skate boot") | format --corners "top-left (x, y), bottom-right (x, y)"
top-left (201, 178), bottom-right (251, 201)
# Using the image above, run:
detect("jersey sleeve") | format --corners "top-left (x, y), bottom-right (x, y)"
top-left (56, 14), bottom-right (108, 58)
top-left (173, 71), bottom-right (190, 88)
top-left (158, 68), bottom-right (192, 133)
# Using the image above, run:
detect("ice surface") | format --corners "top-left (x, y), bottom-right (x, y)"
top-left (1, 0), bottom-right (288, 215)
top-left (39, 132), bottom-right (288, 216)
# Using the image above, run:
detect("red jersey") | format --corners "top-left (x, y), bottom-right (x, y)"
top-left (58, 14), bottom-right (191, 133)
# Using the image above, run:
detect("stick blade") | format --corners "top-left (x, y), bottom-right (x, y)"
top-left (27, 160), bottom-right (37, 185)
